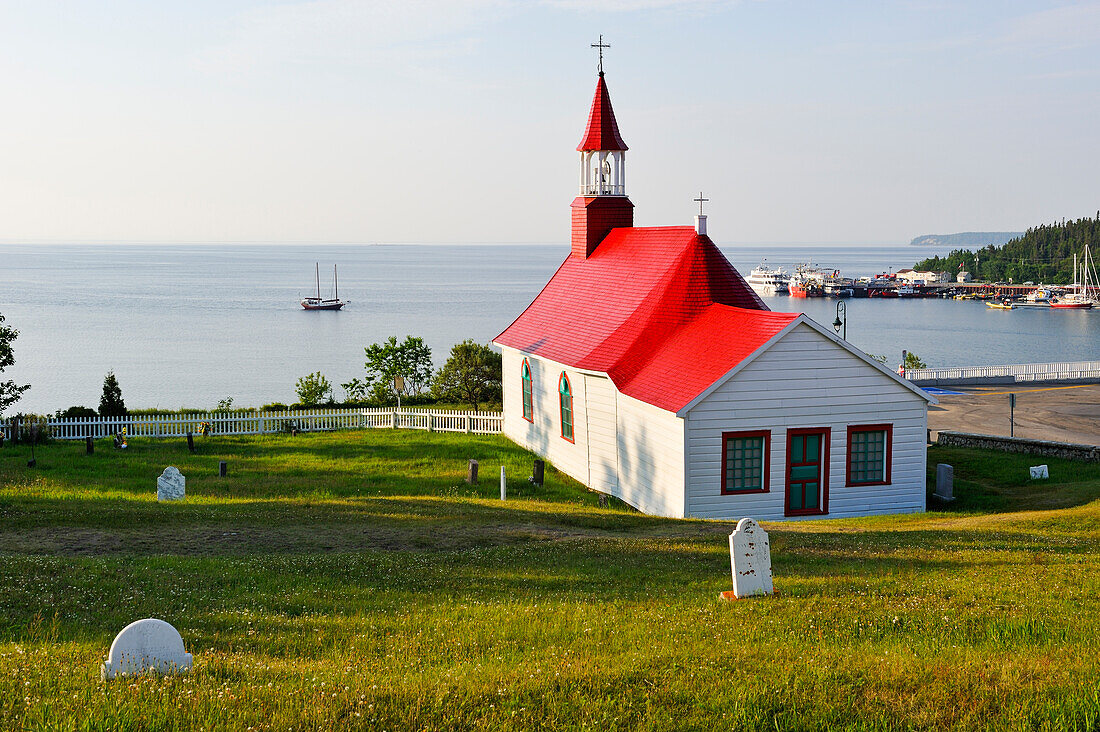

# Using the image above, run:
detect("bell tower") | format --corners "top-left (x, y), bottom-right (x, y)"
top-left (571, 38), bottom-right (634, 259)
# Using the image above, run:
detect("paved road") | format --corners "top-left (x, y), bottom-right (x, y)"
top-left (926, 383), bottom-right (1100, 446)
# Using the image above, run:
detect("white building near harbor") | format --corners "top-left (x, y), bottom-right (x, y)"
top-left (494, 67), bottom-right (937, 521)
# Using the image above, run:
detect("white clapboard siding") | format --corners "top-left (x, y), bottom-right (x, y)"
top-left (584, 374), bottom-right (618, 493)
top-left (615, 392), bottom-right (686, 518)
top-left (684, 322), bottom-right (928, 520)
top-left (501, 347), bottom-right (590, 487)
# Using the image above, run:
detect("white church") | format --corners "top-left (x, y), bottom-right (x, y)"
top-left (494, 65), bottom-right (936, 521)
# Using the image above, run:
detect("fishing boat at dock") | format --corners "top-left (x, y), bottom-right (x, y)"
top-left (788, 277), bottom-right (823, 298)
top-left (300, 263), bottom-right (346, 311)
top-left (788, 262), bottom-right (826, 298)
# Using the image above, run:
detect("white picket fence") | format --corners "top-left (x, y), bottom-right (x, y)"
top-left (907, 360), bottom-right (1100, 385)
top-left (2, 407), bottom-right (503, 441)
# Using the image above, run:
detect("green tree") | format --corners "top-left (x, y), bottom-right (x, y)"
top-left (903, 352), bottom-right (928, 370)
top-left (0, 313), bottom-right (30, 417)
top-left (362, 336), bottom-right (433, 405)
top-left (431, 340), bottom-right (502, 410)
top-left (295, 372), bottom-right (333, 406)
top-left (341, 378), bottom-right (367, 403)
top-left (98, 371), bottom-right (127, 416)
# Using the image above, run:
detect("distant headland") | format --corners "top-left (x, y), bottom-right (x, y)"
top-left (909, 232), bottom-right (1023, 247)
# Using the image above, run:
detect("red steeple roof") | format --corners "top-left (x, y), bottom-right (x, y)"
top-left (577, 74), bottom-right (628, 152)
top-left (495, 227), bottom-right (795, 412)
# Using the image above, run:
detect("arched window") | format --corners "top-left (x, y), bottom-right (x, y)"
top-left (521, 359), bottom-right (533, 422)
top-left (559, 372), bottom-right (574, 442)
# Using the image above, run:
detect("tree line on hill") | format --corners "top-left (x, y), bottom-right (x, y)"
top-left (913, 213), bottom-right (1100, 284)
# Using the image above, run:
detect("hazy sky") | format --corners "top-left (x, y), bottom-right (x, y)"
top-left (1, 1), bottom-right (1097, 245)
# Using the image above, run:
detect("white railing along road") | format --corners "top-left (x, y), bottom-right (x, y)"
top-left (906, 360), bottom-right (1100, 384)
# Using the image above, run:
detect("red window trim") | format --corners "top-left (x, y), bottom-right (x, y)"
top-left (558, 371), bottom-right (575, 443)
top-left (784, 427), bottom-right (831, 517)
top-left (520, 358), bottom-right (533, 423)
top-left (720, 430), bottom-right (771, 495)
top-left (845, 423), bottom-right (893, 487)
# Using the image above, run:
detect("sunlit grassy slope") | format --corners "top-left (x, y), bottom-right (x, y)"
top-left (1, 431), bottom-right (1099, 731)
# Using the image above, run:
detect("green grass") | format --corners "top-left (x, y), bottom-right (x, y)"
top-left (2, 434), bottom-right (1100, 730)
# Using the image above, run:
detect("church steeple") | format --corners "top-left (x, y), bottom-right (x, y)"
top-left (577, 73), bottom-right (628, 196)
top-left (571, 44), bottom-right (634, 259)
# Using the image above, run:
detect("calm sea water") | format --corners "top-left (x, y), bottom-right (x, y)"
top-left (2, 242), bottom-right (1098, 414)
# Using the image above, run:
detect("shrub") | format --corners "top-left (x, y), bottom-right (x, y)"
top-left (295, 372), bottom-right (333, 406)
top-left (11, 413), bottom-right (51, 443)
top-left (56, 406), bottom-right (97, 419)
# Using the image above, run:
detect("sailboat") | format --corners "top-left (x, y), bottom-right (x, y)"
top-left (300, 263), bottom-right (346, 310)
top-left (1050, 247), bottom-right (1095, 309)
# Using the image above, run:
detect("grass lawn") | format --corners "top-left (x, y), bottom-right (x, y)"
top-left (1, 431), bottom-right (1099, 730)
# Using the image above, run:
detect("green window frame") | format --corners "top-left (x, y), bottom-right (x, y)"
top-left (721, 430), bottom-right (770, 494)
top-left (846, 424), bottom-right (892, 486)
top-left (559, 372), bottom-right (574, 442)
top-left (521, 359), bottom-right (533, 422)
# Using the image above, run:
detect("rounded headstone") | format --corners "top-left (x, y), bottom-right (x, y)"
top-left (727, 517), bottom-right (773, 599)
top-left (101, 618), bottom-right (193, 680)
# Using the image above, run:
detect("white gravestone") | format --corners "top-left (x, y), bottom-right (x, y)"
top-left (1030, 464), bottom-right (1049, 479)
top-left (157, 466), bottom-right (185, 501)
top-left (101, 618), bottom-right (193, 680)
top-left (728, 518), bottom-right (773, 598)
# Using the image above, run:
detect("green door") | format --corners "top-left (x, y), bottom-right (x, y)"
top-left (787, 432), bottom-right (823, 513)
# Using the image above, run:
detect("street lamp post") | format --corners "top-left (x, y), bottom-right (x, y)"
top-left (832, 300), bottom-right (847, 340)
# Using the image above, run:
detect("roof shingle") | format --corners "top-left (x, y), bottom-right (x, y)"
top-left (495, 226), bottom-right (798, 412)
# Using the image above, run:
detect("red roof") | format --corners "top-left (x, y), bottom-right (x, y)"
top-left (495, 227), bottom-right (798, 412)
top-left (577, 74), bottom-right (628, 152)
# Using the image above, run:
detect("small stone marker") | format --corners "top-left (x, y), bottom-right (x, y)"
top-left (186, 432), bottom-right (195, 454)
top-left (531, 459), bottom-right (545, 487)
top-left (467, 459), bottom-right (479, 485)
top-left (500, 465), bottom-right (506, 501)
top-left (219, 460), bottom-right (228, 477)
top-left (157, 466), bottom-right (185, 501)
top-left (1030, 464), bottom-right (1049, 480)
top-left (934, 463), bottom-right (955, 502)
top-left (101, 618), bottom-right (192, 680)
top-left (720, 518), bottom-right (773, 600)
top-left (86, 436), bottom-right (94, 454)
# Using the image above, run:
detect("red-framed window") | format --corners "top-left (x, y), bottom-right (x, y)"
top-left (846, 424), bottom-right (892, 486)
top-left (521, 359), bottom-right (533, 422)
top-left (558, 372), bottom-right (574, 442)
top-left (721, 430), bottom-right (770, 494)
top-left (785, 427), bottom-right (830, 517)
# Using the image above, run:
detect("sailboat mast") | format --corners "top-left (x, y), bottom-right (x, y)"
top-left (334, 264), bottom-right (338, 300)
top-left (315, 262), bottom-right (320, 299)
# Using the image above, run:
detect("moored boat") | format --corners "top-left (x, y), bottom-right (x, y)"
top-left (746, 261), bottom-right (790, 295)
top-left (1050, 248), bottom-right (1096, 309)
top-left (788, 278), bottom-right (823, 298)
top-left (986, 300), bottom-right (1016, 310)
